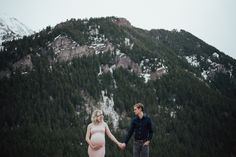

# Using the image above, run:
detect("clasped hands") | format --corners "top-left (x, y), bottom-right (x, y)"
top-left (90, 141), bottom-right (150, 150)
top-left (117, 140), bottom-right (150, 150)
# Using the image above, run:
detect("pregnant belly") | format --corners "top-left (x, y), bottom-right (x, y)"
top-left (91, 133), bottom-right (105, 146)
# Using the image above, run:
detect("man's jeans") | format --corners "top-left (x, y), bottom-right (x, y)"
top-left (133, 140), bottom-right (149, 157)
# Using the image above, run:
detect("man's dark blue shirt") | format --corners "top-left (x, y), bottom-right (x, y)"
top-left (124, 115), bottom-right (153, 144)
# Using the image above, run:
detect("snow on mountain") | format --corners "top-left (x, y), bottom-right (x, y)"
top-left (0, 14), bottom-right (34, 45)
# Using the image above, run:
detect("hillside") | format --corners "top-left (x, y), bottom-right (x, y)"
top-left (0, 17), bottom-right (235, 157)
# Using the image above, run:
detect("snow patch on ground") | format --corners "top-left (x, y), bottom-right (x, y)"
top-left (139, 57), bottom-right (168, 83)
top-left (201, 56), bottom-right (233, 80)
top-left (212, 52), bottom-right (219, 58)
top-left (99, 90), bottom-right (119, 131)
top-left (141, 73), bottom-right (151, 83)
top-left (185, 55), bottom-right (200, 67)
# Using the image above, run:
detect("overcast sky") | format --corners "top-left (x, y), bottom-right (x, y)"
top-left (1, 0), bottom-right (236, 59)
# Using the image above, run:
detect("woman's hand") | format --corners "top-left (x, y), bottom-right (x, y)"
top-left (118, 142), bottom-right (126, 150)
top-left (89, 143), bottom-right (103, 150)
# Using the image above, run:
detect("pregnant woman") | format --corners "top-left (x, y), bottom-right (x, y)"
top-left (85, 109), bottom-right (123, 157)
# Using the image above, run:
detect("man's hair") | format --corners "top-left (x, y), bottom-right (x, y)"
top-left (134, 103), bottom-right (144, 111)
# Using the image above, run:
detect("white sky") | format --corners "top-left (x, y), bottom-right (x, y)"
top-left (1, 0), bottom-right (236, 59)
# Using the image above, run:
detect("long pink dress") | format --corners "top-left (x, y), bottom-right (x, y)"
top-left (88, 123), bottom-right (106, 157)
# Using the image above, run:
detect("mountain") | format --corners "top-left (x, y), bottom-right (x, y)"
top-left (0, 15), bottom-right (34, 46)
top-left (0, 17), bottom-right (235, 157)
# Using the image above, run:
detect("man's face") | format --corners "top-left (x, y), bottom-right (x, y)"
top-left (134, 106), bottom-right (141, 116)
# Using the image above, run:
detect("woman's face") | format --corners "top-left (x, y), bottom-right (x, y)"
top-left (96, 112), bottom-right (104, 122)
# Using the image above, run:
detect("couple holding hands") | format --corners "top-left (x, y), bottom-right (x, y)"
top-left (85, 103), bottom-right (153, 157)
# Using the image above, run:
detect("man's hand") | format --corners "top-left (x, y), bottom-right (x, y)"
top-left (143, 140), bottom-right (150, 146)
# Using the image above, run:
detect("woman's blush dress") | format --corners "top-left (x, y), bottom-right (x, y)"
top-left (88, 123), bottom-right (106, 157)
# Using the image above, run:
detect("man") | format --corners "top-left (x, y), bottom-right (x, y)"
top-left (121, 103), bottom-right (153, 157)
